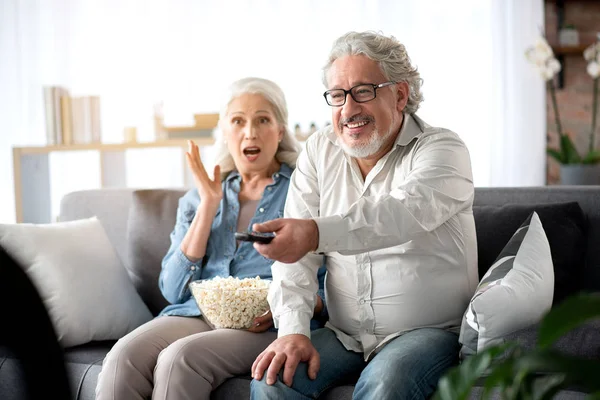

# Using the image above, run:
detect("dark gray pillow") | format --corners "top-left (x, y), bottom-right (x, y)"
top-left (126, 189), bottom-right (187, 316)
top-left (503, 319), bottom-right (600, 360)
top-left (473, 202), bottom-right (587, 306)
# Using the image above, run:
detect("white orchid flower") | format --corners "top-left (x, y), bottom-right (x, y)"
top-left (587, 61), bottom-right (600, 79)
top-left (547, 58), bottom-right (561, 74)
top-left (584, 45), bottom-right (596, 62)
top-left (535, 37), bottom-right (554, 58)
top-left (583, 42), bottom-right (600, 78)
top-left (535, 58), bottom-right (561, 81)
top-left (525, 36), bottom-right (561, 80)
top-left (584, 42), bottom-right (600, 62)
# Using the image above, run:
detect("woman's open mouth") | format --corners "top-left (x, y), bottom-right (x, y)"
top-left (243, 146), bottom-right (261, 161)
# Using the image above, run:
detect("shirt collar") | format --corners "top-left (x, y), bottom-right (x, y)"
top-left (394, 113), bottom-right (426, 147)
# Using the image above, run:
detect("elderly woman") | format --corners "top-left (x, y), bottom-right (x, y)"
top-left (95, 77), bottom-right (326, 400)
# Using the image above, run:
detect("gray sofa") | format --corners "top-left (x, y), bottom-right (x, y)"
top-left (1, 186), bottom-right (600, 399)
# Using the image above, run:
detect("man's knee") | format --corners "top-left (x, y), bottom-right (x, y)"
top-left (250, 377), bottom-right (285, 400)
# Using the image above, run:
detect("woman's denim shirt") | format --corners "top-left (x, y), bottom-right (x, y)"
top-left (158, 163), bottom-right (326, 329)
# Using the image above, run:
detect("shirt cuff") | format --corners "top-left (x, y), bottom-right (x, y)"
top-left (313, 215), bottom-right (346, 253)
top-left (277, 310), bottom-right (312, 339)
top-left (175, 247), bottom-right (203, 273)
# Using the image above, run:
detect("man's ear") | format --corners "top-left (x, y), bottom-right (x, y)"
top-left (396, 82), bottom-right (410, 113)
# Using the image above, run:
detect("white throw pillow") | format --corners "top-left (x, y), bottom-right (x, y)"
top-left (0, 216), bottom-right (153, 347)
top-left (459, 211), bottom-right (554, 358)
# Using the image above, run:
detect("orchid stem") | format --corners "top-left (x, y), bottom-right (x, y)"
top-left (548, 80), bottom-right (563, 136)
top-left (591, 77), bottom-right (598, 153)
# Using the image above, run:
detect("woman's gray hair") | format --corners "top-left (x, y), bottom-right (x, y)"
top-left (322, 31), bottom-right (424, 114)
top-left (212, 77), bottom-right (301, 180)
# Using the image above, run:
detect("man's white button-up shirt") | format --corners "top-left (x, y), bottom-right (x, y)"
top-left (269, 114), bottom-right (478, 360)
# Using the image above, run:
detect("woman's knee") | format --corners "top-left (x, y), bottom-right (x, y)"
top-left (104, 335), bottom-right (147, 369)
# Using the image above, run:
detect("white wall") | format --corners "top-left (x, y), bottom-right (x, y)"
top-left (0, 0), bottom-right (546, 223)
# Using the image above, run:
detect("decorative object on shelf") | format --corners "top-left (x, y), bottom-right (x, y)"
top-left (558, 23), bottom-right (580, 47)
top-left (153, 102), bottom-right (167, 141)
top-left (293, 122), bottom-right (323, 142)
top-left (123, 127), bottom-right (137, 143)
top-left (163, 113), bottom-right (219, 140)
top-left (294, 123), bottom-right (302, 140)
top-left (152, 102), bottom-right (218, 140)
top-left (525, 36), bottom-right (600, 185)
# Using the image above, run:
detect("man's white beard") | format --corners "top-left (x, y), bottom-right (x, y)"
top-left (340, 125), bottom-right (396, 159)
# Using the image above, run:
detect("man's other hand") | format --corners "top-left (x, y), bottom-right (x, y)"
top-left (252, 218), bottom-right (319, 263)
top-left (251, 334), bottom-right (320, 387)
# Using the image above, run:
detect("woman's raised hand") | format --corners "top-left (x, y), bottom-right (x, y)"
top-left (185, 140), bottom-right (222, 213)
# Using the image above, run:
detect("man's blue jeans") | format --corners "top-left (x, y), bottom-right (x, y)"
top-left (251, 327), bottom-right (459, 400)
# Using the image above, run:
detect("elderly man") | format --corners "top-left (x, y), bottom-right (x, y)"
top-left (250, 30), bottom-right (478, 400)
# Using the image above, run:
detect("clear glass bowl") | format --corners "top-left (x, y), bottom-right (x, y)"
top-left (189, 277), bottom-right (270, 329)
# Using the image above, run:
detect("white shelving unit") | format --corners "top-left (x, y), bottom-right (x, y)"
top-left (12, 138), bottom-right (214, 223)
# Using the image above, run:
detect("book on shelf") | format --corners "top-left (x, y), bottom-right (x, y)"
top-left (43, 85), bottom-right (102, 146)
top-left (43, 86), bottom-right (70, 145)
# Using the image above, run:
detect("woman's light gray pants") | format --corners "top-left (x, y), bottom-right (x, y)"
top-left (95, 315), bottom-right (276, 400)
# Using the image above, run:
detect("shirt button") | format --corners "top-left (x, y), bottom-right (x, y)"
top-left (190, 266), bottom-right (196, 271)
top-left (259, 207), bottom-right (265, 213)
top-left (359, 299), bottom-right (365, 304)
top-left (239, 255), bottom-right (244, 260)
top-left (275, 173), bottom-right (279, 178)
top-left (267, 187), bottom-right (272, 191)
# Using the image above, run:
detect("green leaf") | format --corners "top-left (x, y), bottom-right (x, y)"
top-left (546, 148), bottom-right (566, 163)
top-left (582, 150), bottom-right (600, 164)
top-left (538, 293), bottom-right (600, 349)
top-left (531, 374), bottom-right (567, 400)
top-left (433, 344), bottom-right (514, 400)
top-left (482, 356), bottom-right (517, 398)
top-left (514, 351), bottom-right (600, 392)
top-left (559, 134), bottom-right (582, 164)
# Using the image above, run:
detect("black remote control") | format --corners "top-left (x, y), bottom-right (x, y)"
top-left (234, 231), bottom-right (275, 244)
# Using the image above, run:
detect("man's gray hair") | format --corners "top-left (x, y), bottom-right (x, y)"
top-left (322, 31), bottom-right (424, 114)
top-left (212, 77), bottom-right (301, 180)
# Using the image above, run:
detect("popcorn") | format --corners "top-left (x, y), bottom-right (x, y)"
top-left (189, 276), bottom-right (270, 329)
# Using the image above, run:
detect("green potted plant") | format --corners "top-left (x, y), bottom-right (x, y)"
top-left (525, 36), bottom-right (600, 185)
top-left (433, 293), bottom-right (600, 400)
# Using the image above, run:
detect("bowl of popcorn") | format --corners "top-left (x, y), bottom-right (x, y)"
top-left (189, 276), bottom-right (271, 330)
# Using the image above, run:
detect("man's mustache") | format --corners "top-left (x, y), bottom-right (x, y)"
top-left (339, 115), bottom-right (374, 130)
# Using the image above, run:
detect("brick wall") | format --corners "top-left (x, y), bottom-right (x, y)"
top-left (544, 0), bottom-right (600, 184)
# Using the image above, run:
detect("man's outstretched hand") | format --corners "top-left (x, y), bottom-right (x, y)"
top-left (252, 334), bottom-right (320, 387)
top-left (252, 218), bottom-right (319, 263)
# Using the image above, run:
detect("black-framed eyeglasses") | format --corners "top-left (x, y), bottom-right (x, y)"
top-left (323, 81), bottom-right (397, 107)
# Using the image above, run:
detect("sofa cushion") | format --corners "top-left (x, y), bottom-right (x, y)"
top-left (126, 189), bottom-right (187, 316)
top-left (0, 217), bottom-right (153, 347)
top-left (459, 212), bottom-right (554, 358)
top-left (473, 201), bottom-right (587, 305)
